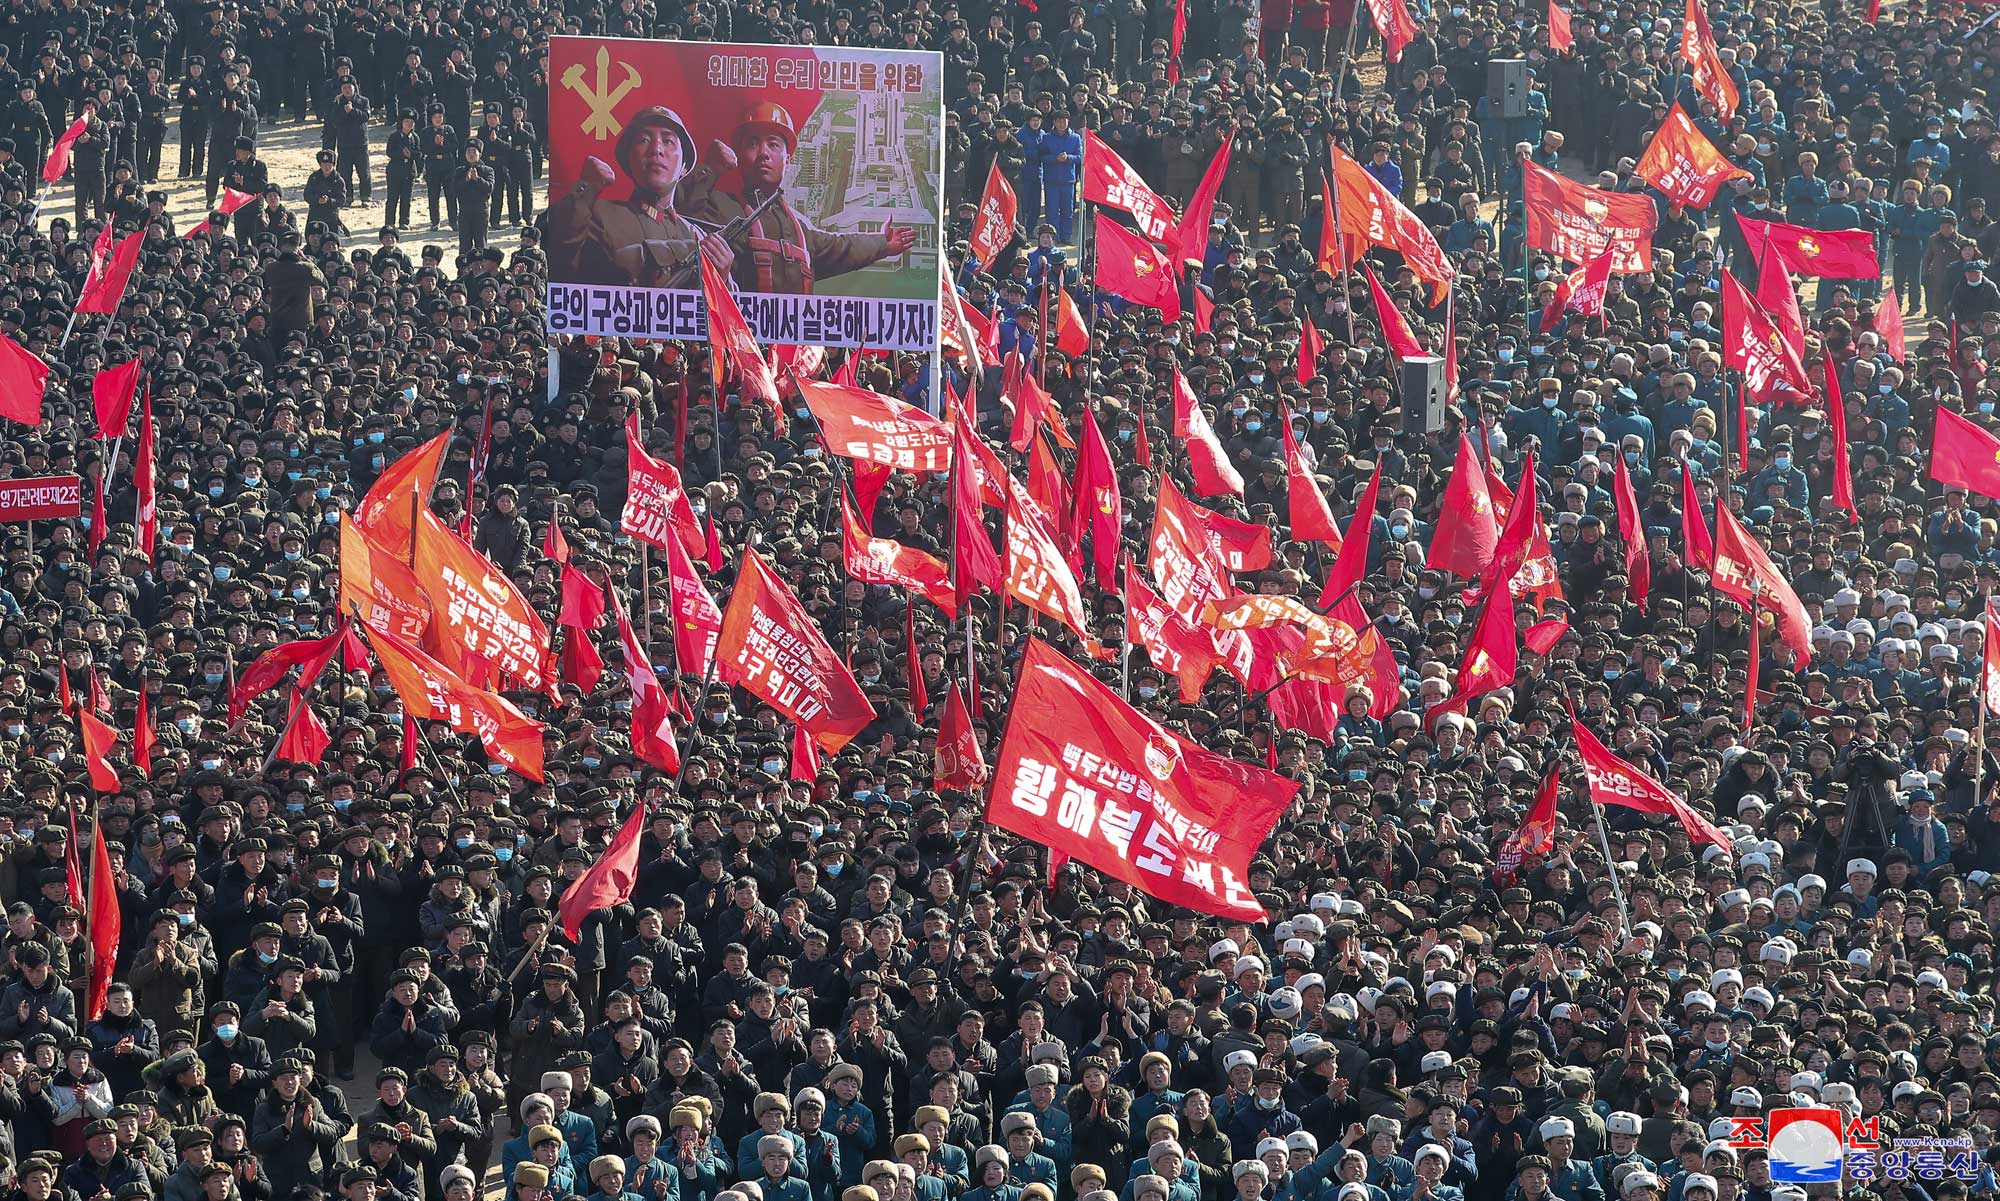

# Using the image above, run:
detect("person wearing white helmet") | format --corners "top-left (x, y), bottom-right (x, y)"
top-left (1589, 1113), bottom-right (1654, 1195)
top-left (1535, 1117), bottom-right (1603, 1201)
top-left (1410, 1144), bottom-right (1464, 1201)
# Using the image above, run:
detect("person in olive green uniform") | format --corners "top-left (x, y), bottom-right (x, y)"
top-left (548, 105), bottom-right (734, 289)
top-left (678, 102), bottom-right (915, 295)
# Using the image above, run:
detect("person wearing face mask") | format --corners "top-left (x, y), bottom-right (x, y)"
top-left (1746, 441), bottom-right (1809, 509)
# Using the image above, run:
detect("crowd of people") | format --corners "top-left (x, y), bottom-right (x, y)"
top-left (0, 2), bottom-right (1998, 1201)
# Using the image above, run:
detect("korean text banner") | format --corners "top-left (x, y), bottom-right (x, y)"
top-left (545, 36), bottom-right (944, 350)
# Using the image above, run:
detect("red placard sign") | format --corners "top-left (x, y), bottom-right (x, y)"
top-left (0, 475), bottom-right (80, 521)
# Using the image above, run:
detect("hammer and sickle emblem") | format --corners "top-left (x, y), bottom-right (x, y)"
top-left (563, 45), bottom-right (643, 141)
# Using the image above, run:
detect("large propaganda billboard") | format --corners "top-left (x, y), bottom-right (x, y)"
top-left (545, 36), bottom-right (944, 350)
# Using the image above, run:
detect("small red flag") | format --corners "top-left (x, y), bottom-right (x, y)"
top-left (611, 589), bottom-right (679, 773)
top-left (1712, 503), bottom-right (1811, 670)
top-left (1614, 454), bottom-right (1652, 613)
top-left (1281, 405), bottom-right (1340, 545)
top-left (1875, 297), bottom-right (1908, 362)
top-left (952, 421), bottom-right (1005, 602)
top-left (1634, 103), bottom-right (1751, 209)
top-left (76, 230), bottom-right (145, 315)
top-left (85, 811), bottom-right (120, 1021)
top-left (43, 115), bottom-right (86, 183)
top-left (1168, 0), bottom-right (1187, 80)
top-left (559, 564), bottom-right (607, 632)
top-left (274, 688), bottom-right (331, 766)
top-left (968, 163), bottom-right (1019, 270)
top-left (717, 547), bottom-right (876, 753)
top-left (557, 801), bottom-right (645, 940)
top-left (1681, 0), bottom-right (1739, 119)
top-left (1538, 246), bottom-right (1615, 332)
top-left (91, 360), bottom-right (141, 438)
top-left (1824, 347), bottom-right (1857, 522)
top-left (1494, 759), bottom-right (1560, 885)
top-left (1296, 317), bottom-right (1325, 385)
top-left (790, 720), bottom-right (820, 782)
top-left (1572, 707), bottom-right (1731, 848)
top-left (702, 513), bottom-right (725, 573)
top-left (935, 685), bottom-right (987, 791)
top-left (87, 475), bottom-right (105, 560)
top-left (1074, 410), bottom-right (1122, 586)
top-left (0, 335), bottom-right (48, 426)
top-left (1056, 288), bottom-right (1091, 357)
top-left (1172, 370), bottom-right (1244, 497)
top-left (1175, 139), bottom-right (1233, 269)
top-left (132, 687), bottom-right (155, 778)
top-left (905, 603), bottom-right (927, 716)
top-left (543, 511), bottom-right (571, 563)
top-left (1680, 463), bottom-right (1714, 571)
top-left (1362, 263), bottom-right (1425, 360)
top-left (1319, 465), bottom-right (1381, 607)
top-left (400, 710), bottom-right (420, 774)
top-left (1425, 434), bottom-right (1501, 579)
top-left (1931, 407), bottom-right (2000, 497)
top-left (186, 187), bottom-right (257, 237)
top-left (1548, 0), bottom-right (1573, 49)
top-left (1094, 215), bottom-right (1181, 322)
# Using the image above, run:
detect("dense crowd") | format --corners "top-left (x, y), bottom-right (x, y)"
top-left (0, 0), bottom-right (1996, 1201)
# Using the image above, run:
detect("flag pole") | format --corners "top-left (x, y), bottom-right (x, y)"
top-left (344, 607), bottom-right (466, 807)
top-left (1117, 555), bottom-right (1131, 700)
top-left (1590, 797), bottom-right (1633, 936)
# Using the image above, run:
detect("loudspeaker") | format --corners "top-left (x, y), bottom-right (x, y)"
top-left (1488, 58), bottom-right (1529, 119)
top-left (1399, 356), bottom-right (1449, 436)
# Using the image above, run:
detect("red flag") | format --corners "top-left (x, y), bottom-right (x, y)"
top-left (1319, 465), bottom-right (1381, 606)
top-left (339, 518), bottom-right (431, 642)
top-left (559, 565), bottom-right (606, 632)
top-left (132, 687), bottom-right (155, 778)
top-left (1132, 399), bottom-right (1152, 467)
top-left (43, 115), bottom-right (86, 183)
top-left (229, 627), bottom-right (348, 724)
top-left (1168, 0), bottom-right (1187, 80)
top-left (273, 688), bottom-right (331, 766)
top-left (1523, 160), bottom-right (1658, 273)
top-left (968, 162), bottom-right (1019, 269)
top-left (1721, 272), bottom-right (1814, 405)
top-left (543, 510), bottom-right (571, 563)
top-left (904, 603), bottom-right (928, 717)
top-left (1983, 600), bottom-right (2000, 714)
top-left (1147, 480), bottom-right (1256, 684)
top-left (718, 547), bottom-right (875, 752)
top-left (75, 230), bottom-right (145, 315)
top-left (1282, 406), bottom-right (1340, 545)
top-left (987, 638), bottom-right (1300, 919)
top-left (700, 254), bottom-right (780, 412)
top-left (622, 415), bottom-right (705, 556)
top-left (1572, 707), bottom-right (1730, 848)
top-left (1525, 615), bottom-right (1570, 656)
top-left (1191, 288), bottom-right (1214, 335)
top-left (1007, 359), bottom-right (1073, 452)
top-left (1083, 131), bottom-right (1180, 242)
top-left (1364, 0), bottom-right (1420, 60)
top-left (1679, 463), bottom-right (1714, 571)
top-left (558, 623), bottom-right (603, 696)
top-left (399, 711), bottom-right (420, 774)
top-left (1176, 139), bottom-right (1233, 268)
top-left (1757, 241), bottom-right (1807, 356)
top-left (1875, 296), bottom-right (1908, 361)
top-left (951, 420), bottom-right (1005, 601)
top-left (1126, 561), bottom-right (1225, 702)
top-left (1681, 0), bottom-right (1739, 119)
top-left (1316, 174), bottom-right (1345, 274)
top-left (940, 265), bottom-right (993, 376)
top-left (1296, 317), bottom-right (1325, 385)
top-left (58, 662), bottom-right (72, 715)
top-left (1056, 288), bottom-right (1090, 357)
top-left (1327, 145), bottom-right (1452, 300)
top-left (134, 387), bottom-right (156, 565)
top-left (1095, 214), bottom-right (1182, 321)
top-left (849, 462), bottom-right (892, 530)
top-left (1186, 505), bottom-right (1271, 572)
top-left (1006, 479), bottom-right (1098, 650)
top-left (799, 378), bottom-right (955, 470)
top-left (935, 685), bottom-right (986, 790)
top-left (1495, 760), bottom-right (1560, 885)
top-left (1426, 434), bottom-right (1501, 578)
top-left (1172, 370), bottom-right (1244, 497)
top-left (364, 618), bottom-right (546, 779)
top-left (0, 335), bottom-right (47, 427)
top-left (841, 495), bottom-right (957, 615)
top-left (610, 590), bottom-right (679, 773)
top-left (702, 514), bottom-right (725, 572)
top-left (1711, 503), bottom-right (1810, 670)
top-left (1471, 450), bottom-right (1541, 605)
top-left (84, 810), bottom-right (120, 1021)
top-left (1075, 411), bottom-right (1122, 586)
top-left (1634, 103), bottom-right (1750, 209)
top-left (1824, 347), bottom-right (1857, 522)
top-left (1538, 246), bottom-right (1615, 332)
top-left (1931, 407), bottom-right (2000, 496)
top-left (1745, 586), bottom-right (1762, 731)
top-left (1614, 454), bottom-right (1652, 612)
top-left (557, 800), bottom-right (645, 940)
top-left (412, 511), bottom-right (552, 691)
top-left (661, 509), bottom-right (723, 676)
top-left (354, 429), bottom-right (451, 554)
top-left (1362, 263), bottom-right (1425, 360)
top-left (1548, 0), bottom-right (1573, 49)
top-left (91, 360), bottom-right (141, 438)
top-left (79, 708), bottom-right (120, 791)
top-left (1737, 215), bottom-right (1879, 279)
top-left (185, 187), bottom-right (257, 237)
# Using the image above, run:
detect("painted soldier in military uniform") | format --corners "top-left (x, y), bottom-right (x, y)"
top-left (679, 102), bottom-right (916, 295)
top-left (548, 105), bottom-right (734, 288)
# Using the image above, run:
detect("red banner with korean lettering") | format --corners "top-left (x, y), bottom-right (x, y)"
top-left (412, 509), bottom-right (553, 691)
top-left (1681, 0), bottom-right (1739, 120)
top-left (1083, 131), bottom-right (1180, 242)
top-left (1329, 145), bottom-right (1451, 301)
top-left (363, 619), bottom-right (546, 780)
top-left (969, 162), bottom-right (1019, 269)
top-left (840, 494), bottom-right (957, 616)
top-left (1634, 103), bottom-right (1749, 209)
top-left (622, 414), bottom-right (705, 556)
top-left (1523, 159), bottom-right (1657, 273)
top-left (717, 546), bottom-right (875, 752)
top-left (988, 639), bottom-right (1299, 920)
top-left (1148, 478), bottom-right (1255, 683)
top-left (340, 517), bottom-right (433, 642)
top-left (799, 378), bottom-right (954, 471)
top-left (1125, 561), bottom-right (1225, 703)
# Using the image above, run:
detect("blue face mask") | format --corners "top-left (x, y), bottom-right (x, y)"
top-left (216, 1024), bottom-right (238, 1040)
top-left (495, 846), bottom-right (514, 863)
top-left (454, 837), bottom-right (473, 849)
top-left (368, 431), bottom-right (386, 444)
top-left (213, 566), bottom-right (231, 581)
top-left (824, 862), bottom-right (843, 877)
top-left (203, 672), bottom-right (225, 686)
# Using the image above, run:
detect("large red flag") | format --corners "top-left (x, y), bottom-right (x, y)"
top-left (1711, 503), bottom-right (1810, 670)
top-left (1757, 240), bottom-right (1808, 356)
top-left (1172, 370), bottom-right (1244, 497)
top-left (1426, 434), bottom-right (1501, 578)
top-left (622, 415), bottom-right (704, 556)
top-left (661, 509), bottom-right (723, 676)
top-left (1126, 561), bottom-right (1225, 702)
top-left (558, 801), bottom-right (645, 940)
top-left (1319, 465), bottom-right (1381, 607)
top-left (1983, 600), bottom-right (2000, 715)
top-left (1737, 215), bottom-right (1879, 279)
top-left (1931, 407), bottom-right (2000, 496)
top-left (1082, 131), bottom-right (1179, 241)
top-left (91, 360), bottom-right (141, 438)
top-left (1187, 503), bottom-right (1272, 573)
top-left (1681, 0), bottom-right (1739, 119)
top-left (799, 378), bottom-right (954, 470)
top-left (1471, 450), bottom-right (1542, 603)
top-left (0, 335), bottom-right (48, 427)
top-left (1548, 0), bottom-right (1573, 49)
top-left (1634, 103), bottom-right (1750, 209)
top-left (1538, 245), bottom-right (1615, 332)
top-left (951, 420), bottom-right (1005, 602)
top-left (1075, 411), bottom-right (1122, 586)
top-left (1281, 406), bottom-right (1340, 544)
top-left (718, 547), bottom-right (875, 752)
top-left (1614, 454), bottom-right (1652, 612)
top-left (559, 565), bottom-right (607, 633)
top-left (1148, 478), bottom-right (1255, 683)
top-left (1327, 145), bottom-right (1452, 300)
top-left (1056, 288), bottom-right (1091, 357)
top-left (935, 685), bottom-right (987, 790)
top-left (1005, 482), bottom-right (1098, 649)
top-left (186, 187), bottom-right (257, 237)
top-left (1096, 214), bottom-right (1182, 321)
top-left (1434, 576), bottom-right (1518, 722)
top-left (1679, 464), bottom-right (1714, 570)
top-left (1362, 263), bottom-right (1425, 359)
top-left (229, 627), bottom-right (347, 724)
top-left (1721, 272), bottom-right (1814, 406)
top-left (1495, 760), bottom-right (1560, 885)
top-left (1523, 160), bottom-right (1657, 273)
top-left (1874, 297), bottom-right (1907, 361)
top-left (1364, 0), bottom-right (1420, 60)
top-left (1175, 139), bottom-right (1232, 268)
top-left (340, 518), bottom-right (431, 642)
top-left (988, 638), bottom-right (1299, 919)
top-left (75, 230), bottom-right (145, 315)
top-left (700, 254), bottom-right (780, 411)
top-left (84, 812), bottom-right (119, 1020)
top-left (412, 510), bottom-right (552, 691)
top-left (365, 618), bottom-right (546, 779)
top-left (610, 589), bottom-right (679, 773)
top-left (968, 162), bottom-right (1019, 269)
top-left (1572, 708), bottom-right (1730, 848)
top-left (1823, 348), bottom-right (1857, 522)
top-left (354, 429), bottom-right (451, 554)
top-left (43, 115), bottom-right (86, 183)
top-left (840, 494), bottom-right (957, 615)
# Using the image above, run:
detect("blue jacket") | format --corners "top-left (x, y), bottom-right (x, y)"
top-left (1038, 130), bottom-right (1083, 185)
